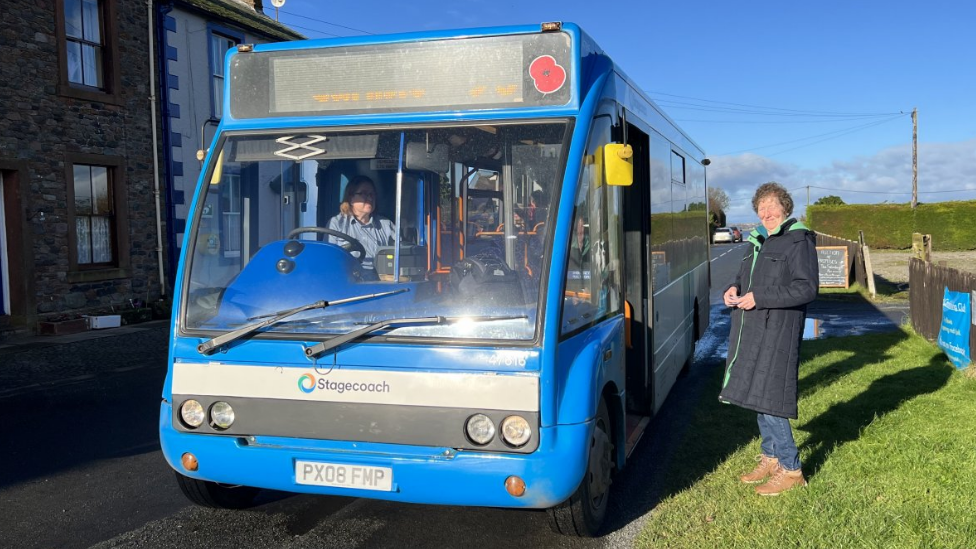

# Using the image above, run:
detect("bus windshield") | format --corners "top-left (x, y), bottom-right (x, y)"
top-left (183, 121), bottom-right (570, 342)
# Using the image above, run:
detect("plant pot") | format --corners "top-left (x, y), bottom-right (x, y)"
top-left (152, 301), bottom-right (172, 320)
top-left (38, 318), bottom-right (89, 336)
top-left (86, 315), bottom-right (121, 329)
top-left (121, 308), bottom-right (153, 325)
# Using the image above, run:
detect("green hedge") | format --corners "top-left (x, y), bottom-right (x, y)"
top-left (807, 200), bottom-right (976, 250)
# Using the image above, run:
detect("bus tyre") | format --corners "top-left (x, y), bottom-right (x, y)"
top-left (546, 398), bottom-right (613, 537)
top-left (175, 471), bottom-right (260, 509)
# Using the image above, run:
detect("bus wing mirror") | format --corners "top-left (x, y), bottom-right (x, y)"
top-left (604, 143), bottom-right (633, 186)
top-left (405, 142), bottom-right (449, 173)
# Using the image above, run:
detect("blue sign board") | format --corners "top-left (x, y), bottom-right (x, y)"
top-left (938, 287), bottom-right (971, 369)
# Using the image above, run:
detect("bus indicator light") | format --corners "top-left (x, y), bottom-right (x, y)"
top-left (181, 453), bottom-right (199, 472)
top-left (505, 476), bottom-right (526, 497)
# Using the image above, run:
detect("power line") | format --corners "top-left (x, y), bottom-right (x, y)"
top-left (762, 116), bottom-right (907, 157)
top-left (645, 90), bottom-right (910, 157)
top-left (278, 8), bottom-right (374, 35)
top-left (655, 100), bottom-right (898, 119)
top-left (718, 114), bottom-right (906, 156)
top-left (807, 185), bottom-right (976, 196)
top-left (280, 22), bottom-right (344, 38)
top-left (646, 90), bottom-right (905, 117)
top-left (723, 186), bottom-right (976, 204)
top-left (719, 185), bottom-right (976, 203)
top-left (673, 116), bottom-right (903, 125)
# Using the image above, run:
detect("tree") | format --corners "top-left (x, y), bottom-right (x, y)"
top-left (813, 195), bottom-right (846, 206)
top-left (708, 187), bottom-right (730, 214)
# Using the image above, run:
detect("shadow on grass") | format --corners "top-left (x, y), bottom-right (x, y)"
top-left (600, 290), bottom-right (924, 537)
top-left (799, 354), bottom-right (952, 478)
top-left (599, 349), bottom-right (761, 536)
top-left (798, 327), bottom-right (909, 400)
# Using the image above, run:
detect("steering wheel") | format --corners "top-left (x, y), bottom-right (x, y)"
top-left (286, 227), bottom-right (367, 261)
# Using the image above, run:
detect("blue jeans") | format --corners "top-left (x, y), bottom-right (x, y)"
top-left (757, 413), bottom-right (801, 471)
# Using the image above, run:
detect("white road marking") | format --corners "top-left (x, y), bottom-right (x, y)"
top-left (710, 243), bottom-right (745, 262)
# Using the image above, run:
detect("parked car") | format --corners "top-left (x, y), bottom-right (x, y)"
top-left (729, 226), bottom-right (742, 242)
top-left (713, 227), bottom-right (734, 244)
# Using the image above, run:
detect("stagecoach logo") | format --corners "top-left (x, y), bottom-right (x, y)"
top-left (274, 135), bottom-right (328, 160)
top-left (297, 372), bottom-right (318, 394)
top-left (297, 372), bottom-right (392, 395)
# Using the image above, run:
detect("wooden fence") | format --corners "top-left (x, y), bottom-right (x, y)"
top-left (815, 232), bottom-right (868, 289)
top-left (909, 258), bottom-right (976, 353)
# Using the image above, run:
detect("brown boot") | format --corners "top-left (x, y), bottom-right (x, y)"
top-left (739, 454), bottom-right (778, 484)
top-left (755, 464), bottom-right (807, 496)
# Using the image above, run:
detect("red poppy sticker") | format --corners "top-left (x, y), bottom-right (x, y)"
top-left (529, 55), bottom-right (566, 95)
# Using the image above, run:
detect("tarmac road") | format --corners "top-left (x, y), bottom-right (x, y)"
top-left (0, 243), bottom-right (901, 548)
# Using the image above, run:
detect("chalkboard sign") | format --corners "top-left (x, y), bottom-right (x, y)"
top-left (817, 246), bottom-right (849, 288)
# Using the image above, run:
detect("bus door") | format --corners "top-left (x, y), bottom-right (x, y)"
top-left (621, 122), bottom-right (654, 418)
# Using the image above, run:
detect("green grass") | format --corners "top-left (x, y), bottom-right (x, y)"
top-left (637, 329), bottom-right (976, 549)
top-left (818, 282), bottom-right (909, 303)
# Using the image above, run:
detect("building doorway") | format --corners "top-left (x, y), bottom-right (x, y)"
top-left (0, 173), bottom-right (8, 315)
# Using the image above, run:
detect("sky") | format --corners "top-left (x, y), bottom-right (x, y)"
top-left (269, 0), bottom-right (976, 223)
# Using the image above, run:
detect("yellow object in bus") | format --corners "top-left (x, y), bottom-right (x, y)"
top-left (604, 143), bottom-right (633, 186)
top-left (209, 151), bottom-right (224, 185)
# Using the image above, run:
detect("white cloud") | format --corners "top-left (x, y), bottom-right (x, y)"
top-left (709, 138), bottom-right (976, 223)
top-left (707, 153), bottom-right (801, 222)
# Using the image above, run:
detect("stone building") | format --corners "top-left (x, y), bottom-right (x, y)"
top-left (0, 0), bottom-right (300, 338)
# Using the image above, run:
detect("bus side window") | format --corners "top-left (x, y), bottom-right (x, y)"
top-left (561, 114), bottom-right (621, 335)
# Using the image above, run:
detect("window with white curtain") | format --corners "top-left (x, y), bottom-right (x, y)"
top-left (73, 164), bottom-right (115, 265)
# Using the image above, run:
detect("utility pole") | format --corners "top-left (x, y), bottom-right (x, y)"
top-left (807, 185), bottom-right (810, 208)
top-left (911, 108), bottom-right (918, 209)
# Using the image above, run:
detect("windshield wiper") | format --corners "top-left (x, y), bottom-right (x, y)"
top-left (197, 288), bottom-right (409, 355)
top-left (304, 315), bottom-right (528, 358)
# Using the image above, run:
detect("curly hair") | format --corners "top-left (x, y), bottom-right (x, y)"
top-left (751, 182), bottom-right (794, 217)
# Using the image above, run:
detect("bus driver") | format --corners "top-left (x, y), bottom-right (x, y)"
top-left (327, 175), bottom-right (397, 277)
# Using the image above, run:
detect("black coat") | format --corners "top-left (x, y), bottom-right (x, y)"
top-left (719, 219), bottom-right (819, 419)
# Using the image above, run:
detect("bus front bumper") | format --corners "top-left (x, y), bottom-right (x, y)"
top-left (160, 401), bottom-right (589, 509)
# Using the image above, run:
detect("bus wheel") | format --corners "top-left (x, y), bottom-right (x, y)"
top-left (547, 398), bottom-right (614, 537)
top-left (175, 472), bottom-right (260, 509)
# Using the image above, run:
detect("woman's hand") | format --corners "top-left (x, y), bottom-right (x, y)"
top-left (723, 286), bottom-right (739, 307)
top-left (734, 292), bottom-right (756, 310)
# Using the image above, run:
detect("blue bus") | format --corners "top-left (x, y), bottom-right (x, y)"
top-left (160, 22), bottom-right (709, 537)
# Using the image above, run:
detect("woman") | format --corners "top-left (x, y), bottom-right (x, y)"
top-left (721, 182), bottom-right (819, 496)
top-left (327, 176), bottom-right (397, 276)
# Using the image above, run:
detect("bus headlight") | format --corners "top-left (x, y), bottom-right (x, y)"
top-left (180, 399), bottom-right (205, 428)
top-left (210, 401), bottom-right (235, 430)
top-left (465, 414), bottom-right (495, 445)
top-left (501, 415), bottom-right (532, 447)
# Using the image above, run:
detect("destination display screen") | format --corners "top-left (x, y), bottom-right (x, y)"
top-left (229, 32), bottom-right (573, 118)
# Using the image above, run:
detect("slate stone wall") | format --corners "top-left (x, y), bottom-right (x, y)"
top-left (0, 0), bottom-right (165, 324)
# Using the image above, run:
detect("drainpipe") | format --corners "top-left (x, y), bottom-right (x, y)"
top-left (147, 0), bottom-right (167, 295)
